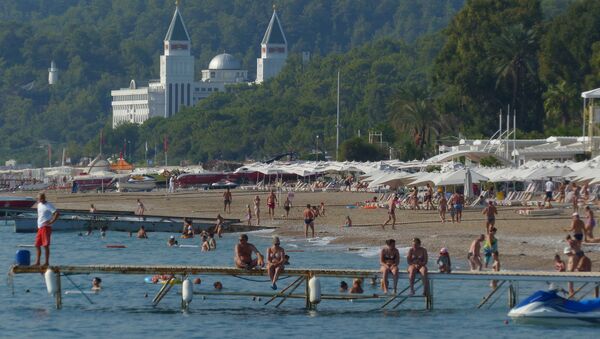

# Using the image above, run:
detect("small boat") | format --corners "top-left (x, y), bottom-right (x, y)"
top-left (508, 289), bottom-right (600, 324)
top-left (210, 180), bottom-right (238, 189)
top-left (0, 196), bottom-right (36, 208)
top-left (115, 175), bottom-right (156, 192)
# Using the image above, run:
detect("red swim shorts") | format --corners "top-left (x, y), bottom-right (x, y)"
top-left (34, 226), bottom-right (52, 247)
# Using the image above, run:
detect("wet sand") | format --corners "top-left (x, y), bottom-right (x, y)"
top-left (30, 189), bottom-right (600, 271)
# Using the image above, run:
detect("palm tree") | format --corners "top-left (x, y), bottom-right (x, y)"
top-left (543, 80), bottom-right (576, 127)
top-left (390, 86), bottom-right (442, 157)
top-left (487, 24), bottom-right (538, 110)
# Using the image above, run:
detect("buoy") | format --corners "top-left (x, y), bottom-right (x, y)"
top-left (44, 269), bottom-right (58, 295)
top-left (182, 278), bottom-right (193, 303)
top-left (308, 276), bottom-right (321, 304)
top-left (15, 249), bottom-right (31, 266)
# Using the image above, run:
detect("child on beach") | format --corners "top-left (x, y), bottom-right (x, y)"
top-left (319, 202), bottom-right (326, 216)
top-left (437, 248), bottom-right (452, 273)
top-left (245, 204), bottom-right (252, 226)
top-left (554, 254), bottom-right (566, 272)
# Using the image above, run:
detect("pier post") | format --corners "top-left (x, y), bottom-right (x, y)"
top-left (508, 282), bottom-right (517, 308)
top-left (426, 279), bottom-right (433, 311)
top-left (305, 273), bottom-right (311, 310)
top-left (55, 271), bottom-right (62, 309)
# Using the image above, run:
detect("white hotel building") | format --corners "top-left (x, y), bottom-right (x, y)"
top-left (111, 5), bottom-right (288, 128)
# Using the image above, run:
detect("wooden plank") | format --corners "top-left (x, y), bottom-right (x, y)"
top-left (9, 265), bottom-right (600, 283)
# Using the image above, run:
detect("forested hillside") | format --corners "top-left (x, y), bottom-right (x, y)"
top-left (0, 0), bottom-right (590, 166)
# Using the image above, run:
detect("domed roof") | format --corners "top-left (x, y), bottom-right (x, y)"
top-left (208, 53), bottom-right (241, 70)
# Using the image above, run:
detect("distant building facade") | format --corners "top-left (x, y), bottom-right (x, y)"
top-left (111, 5), bottom-right (287, 128)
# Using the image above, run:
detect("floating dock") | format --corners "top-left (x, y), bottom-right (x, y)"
top-left (9, 264), bottom-right (600, 310)
top-left (0, 207), bottom-right (257, 233)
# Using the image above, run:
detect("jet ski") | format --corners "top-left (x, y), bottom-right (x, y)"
top-left (508, 289), bottom-right (600, 324)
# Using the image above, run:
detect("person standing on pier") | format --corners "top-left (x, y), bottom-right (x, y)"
top-left (234, 234), bottom-right (264, 269)
top-left (380, 239), bottom-right (400, 294)
top-left (266, 236), bottom-right (286, 290)
top-left (33, 192), bottom-right (59, 266)
top-left (407, 238), bottom-right (429, 296)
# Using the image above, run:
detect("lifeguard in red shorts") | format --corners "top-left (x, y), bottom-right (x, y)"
top-left (34, 192), bottom-right (60, 266)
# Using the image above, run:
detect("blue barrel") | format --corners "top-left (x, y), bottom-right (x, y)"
top-left (15, 250), bottom-right (30, 266)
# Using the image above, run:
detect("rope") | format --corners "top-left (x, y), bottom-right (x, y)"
top-left (232, 275), bottom-right (292, 283)
top-left (63, 273), bottom-right (94, 305)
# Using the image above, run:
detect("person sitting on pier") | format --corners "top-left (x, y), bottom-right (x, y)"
top-left (575, 251), bottom-right (592, 272)
top-left (167, 235), bottom-right (178, 247)
top-left (266, 236), bottom-right (286, 290)
top-left (137, 226), bottom-right (148, 239)
top-left (380, 239), bottom-right (400, 294)
top-left (554, 254), bottom-right (566, 272)
top-left (91, 277), bottom-right (102, 291)
top-left (234, 234), bottom-right (264, 269)
top-left (407, 237), bottom-right (429, 296)
top-left (339, 281), bottom-right (348, 293)
top-left (350, 278), bottom-right (363, 294)
top-left (468, 234), bottom-right (485, 271)
top-left (437, 248), bottom-right (451, 273)
top-left (214, 214), bottom-right (225, 238)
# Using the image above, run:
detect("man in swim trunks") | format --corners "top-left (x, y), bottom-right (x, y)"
top-left (468, 234), bottom-right (485, 271)
top-left (234, 234), bottom-right (264, 269)
top-left (482, 200), bottom-right (498, 233)
top-left (564, 212), bottom-right (585, 243)
top-left (407, 238), bottom-right (429, 296)
top-left (380, 239), bottom-right (400, 294)
top-left (223, 188), bottom-right (232, 213)
top-left (267, 191), bottom-right (277, 220)
top-left (33, 192), bottom-right (60, 266)
top-left (303, 204), bottom-right (315, 238)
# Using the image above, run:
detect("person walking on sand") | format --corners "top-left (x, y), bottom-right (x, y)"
top-left (303, 204), bottom-right (315, 238)
top-left (482, 200), bottom-right (498, 233)
top-left (583, 206), bottom-right (598, 243)
top-left (253, 195), bottom-right (261, 225)
top-left (382, 195), bottom-right (397, 230)
top-left (283, 197), bottom-right (291, 219)
top-left (438, 194), bottom-right (447, 223)
top-left (544, 178), bottom-right (554, 208)
top-left (135, 198), bottom-right (145, 216)
top-left (468, 234), bottom-right (485, 271)
top-left (424, 183), bottom-right (434, 210)
top-left (266, 236), bottom-right (286, 290)
top-left (571, 182), bottom-right (580, 212)
top-left (267, 191), bottom-right (277, 220)
top-left (380, 239), bottom-right (400, 294)
top-left (245, 204), bottom-right (252, 226)
top-left (223, 188), bottom-right (232, 214)
top-left (33, 192), bottom-right (59, 266)
top-left (168, 175), bottom-right (176, 193)
top-left (214, 214), bottom-right (225, 238)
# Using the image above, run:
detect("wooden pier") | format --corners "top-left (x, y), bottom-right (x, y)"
top-left (9, 265), bottom-right (600, 310)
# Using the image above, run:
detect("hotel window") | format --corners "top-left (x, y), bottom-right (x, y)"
top-left (210, 72), bottom-right (215, 78)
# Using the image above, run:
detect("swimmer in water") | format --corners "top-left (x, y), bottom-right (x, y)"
top-left (91, 277), bottom-right (102, 291)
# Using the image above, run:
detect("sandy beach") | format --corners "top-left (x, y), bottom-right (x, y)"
top-left (25, 189), bottom-right (600, 271)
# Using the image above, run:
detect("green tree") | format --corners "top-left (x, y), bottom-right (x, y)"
top-left (340, 137), bottom-right (385, 161)
top-left (543, 80), bottom-right (577, 127)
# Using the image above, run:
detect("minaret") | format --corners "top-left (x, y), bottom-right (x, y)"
top-left (160, 0), bottom-right (194, 117)
top-left (256, 6), bottom-right (288, 84)
top-left (48, 60), bottom-right (58, 85)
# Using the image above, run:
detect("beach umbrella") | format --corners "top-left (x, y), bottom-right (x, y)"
top-left (464, 168), bottom-right (473, 198)
top-left (435, 169), bottom-right (488, 186)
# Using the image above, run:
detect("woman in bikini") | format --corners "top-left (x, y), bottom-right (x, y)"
top-left (380, 239), bottom-right (400, 294)
top-left (584, 206), bottom-right (599, 243)
top-left (266, 236), bottom-right (286, 290)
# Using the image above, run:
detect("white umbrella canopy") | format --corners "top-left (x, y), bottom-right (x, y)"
top-left (368, 171), bottom-right (415, 189)
top-left (435, 169), bottom-right (488, 186)
top-left (407, 172), bottom-right (439, 187)
top-left (567, 166), bottom-right (600, 183)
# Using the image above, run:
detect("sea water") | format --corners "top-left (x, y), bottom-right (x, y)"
top-left (0, 223), bottom-right (597, 338)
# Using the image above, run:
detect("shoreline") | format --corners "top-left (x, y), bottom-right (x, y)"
top-left (17, 190), bottom-right (600, 272)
